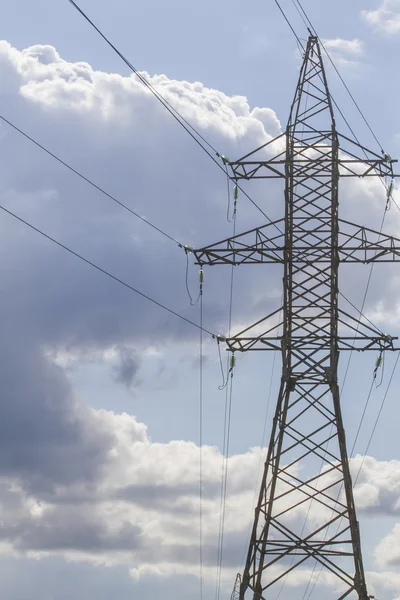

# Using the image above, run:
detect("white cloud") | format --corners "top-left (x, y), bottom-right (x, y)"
top-left (362, 0), bottom-right (400, 35)
top-left (0, 37), bottom-right (399, 599)
top-left (375, 523), bottom-right (400, 568)
top-left (322, 38), bottom-right (364, 67)
top-left (367, 569), bottom-right (400, 597)
top-left (352, 455), bottom-right (400, 514)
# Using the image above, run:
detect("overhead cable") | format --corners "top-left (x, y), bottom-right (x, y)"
top-left (293, 0), bottom-right (384, 152)
top-left (0, 114), bottom-right (182, 247)
top-left (67, 0), bottom-right (278, 228)
top-left (215, 202), bottom-right (237, 600)
top-left (354, 351), bottom-right (400, 484)
top-left (199, 285), bottom-right (204, 600)
top-left (0, 202), bottom-right (216, 338)
top-left (273, 0), bottom-right (304, 48)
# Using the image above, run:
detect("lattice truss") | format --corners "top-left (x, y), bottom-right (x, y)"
top-left (194, 36), bottom-right (399, 600)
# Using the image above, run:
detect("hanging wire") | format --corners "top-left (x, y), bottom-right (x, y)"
top-left (185, 249), bottom-right (203, 306)
top-left (273, 0), bottom-right (304, 49)
top-left (66, 1), bottom-right (282, 231)
top-left (215, 364), bottom-right (235, 600)
top-left (354, 351), bottom-right (400, 485)
top-left (240, 346), bottom-right (279, 569)
top-left (217, 338), bottom-right (229, 390)
top-left (199, 276), bottom-right (204, 600)
top-left (0, 203), bottom-right (217, 337)
top-left (0, 115), bottom-right (183, 248)
top-left (215, 185), bottom-right (238, 600)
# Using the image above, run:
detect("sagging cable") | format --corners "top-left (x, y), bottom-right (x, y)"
top-left (184, 245), bottom-right (203, 306)
top-left (217, 339), bottom-right (236, 390)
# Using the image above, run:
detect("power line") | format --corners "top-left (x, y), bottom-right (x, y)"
top-left (303, 352), bottom-right (399, 600)
top-left (216, 369), bottom-right (234, 600)
top-left (273, 0), bottom-right (304, 48)
top-left (67, 0), bottom-right (220, 158)
top-left (280, 0), bottom-right (387, 169)
top-left (293, 0), bottom-right (384, 152)
top-left (0, 114), bottom-right (182, 248)
top-left (199, 287), bottom-right (204, 600)
top-left (66, 0), bottom-right (279, 228)
top-left (0, 202), bottom-right (216, 338)
top-left (215, 209), bottom-right (237, 600)
top-left (354, 351), bottom-right (400, 484)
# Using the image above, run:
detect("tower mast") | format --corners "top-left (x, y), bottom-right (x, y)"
top-left (195, 36), bottom-right (400, 600)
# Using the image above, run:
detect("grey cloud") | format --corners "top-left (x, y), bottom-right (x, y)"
top-left (113, 347), bottom-right (140, 388)
top-left (0, 39), bottom-right (397, 587)
top-left (0, 509), bottom-right (143, 554)
top-left (0, 329), bottom-right (112, 493)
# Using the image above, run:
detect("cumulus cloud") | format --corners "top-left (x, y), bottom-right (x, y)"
top-left (0, 404), bottom-right (263, 574)
top-left (0, 37), bottom-right (398, 599)
top-left (375, 524), bottom-right (400, 568)
top-left (322, 38), bottom-right (364, 68)
top-left (352, 456), bottom-right (400, 514)
top-left (362, 0), bottom-right (400, 34)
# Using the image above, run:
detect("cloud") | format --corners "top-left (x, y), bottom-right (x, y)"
top-left (322, 38), bottom-right (364, 68)
top-left (0, 39), bottom-right (287, 357)
top-left (0, 38), bottom-right (398, 598)
top-left (352, 455), bottom-right (400, 515)
top-left (375, 524), bottom-right (400, 568)
top-left (362, 0), bottom-right (400, 35)
top-left (367, 569), bottom-right (400, 597)
top-left (0, 407), bottom-right (264, 573)
top-left (113, 347), bottom-right (140, 388)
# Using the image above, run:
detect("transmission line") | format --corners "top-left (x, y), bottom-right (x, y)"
top-left (279, 0), bottom-right (389, 170)
top-left (273, 0), bottom-right (304, 48)
top-left (354, 351), bottom-right (400, 484)
top-left (199, 285), bottom-right (204, 600)
top-left (293, 0), bottom-right (384, 152)
top-left (215, 199), bottom-right (237, 600)
top-left (0, 114), bottom-right (183, 247)
top-left (304, 352), bottom-right (399, 600)
top-left (0, 202), bottom-right (216, 337)
top-left (216, 369), bottom-right (235, 600)
top-left (67, 0), bottom-right (219, 157)
top-left (66, 0), bottom-right (279, 228)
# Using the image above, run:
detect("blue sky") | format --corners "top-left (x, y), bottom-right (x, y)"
top-left (1, 1), bottom-right (400, 599)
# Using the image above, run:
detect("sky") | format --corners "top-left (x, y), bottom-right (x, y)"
top-left (1, 0), bottom-right (400, 599)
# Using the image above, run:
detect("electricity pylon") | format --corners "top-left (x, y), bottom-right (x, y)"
top-left (194, 36), bottom-right (400, 600)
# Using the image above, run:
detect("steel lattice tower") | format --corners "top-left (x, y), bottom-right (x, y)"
top-left (194, 36), bottom-right (400, 600)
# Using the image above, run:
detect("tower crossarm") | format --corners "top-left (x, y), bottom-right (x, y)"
top-left (193, 218), bottom-right (400, 266)
top-left (225, 333), bottom-right (398, 353)
top-left (216, 307), bottom-right (397, 354)
top-left (193, 219), bottom-right (285, 265)
top-left (339, 219), bottom-right (400, 262)
top-left (228, 133), bottom-right (397, 180)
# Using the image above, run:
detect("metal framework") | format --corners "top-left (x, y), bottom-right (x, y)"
top-left (194, 36), bottom-right (399, 600)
